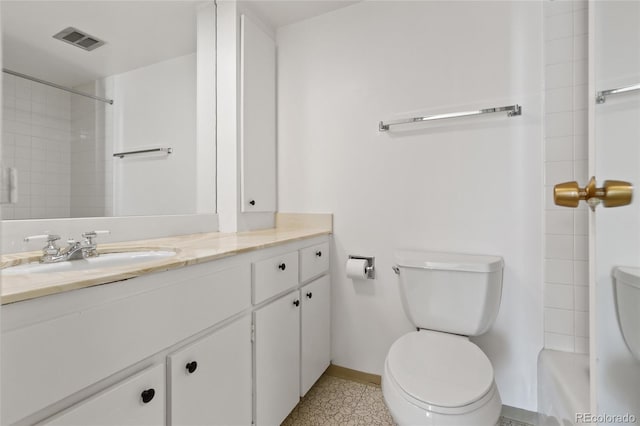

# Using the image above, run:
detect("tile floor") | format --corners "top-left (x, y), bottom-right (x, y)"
top-left (282, 374), bottom-right (535, 426)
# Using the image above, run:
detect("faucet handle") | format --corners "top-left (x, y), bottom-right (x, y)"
top-left (81, 230), bottom-right (110, 245)
top-left (24, 234), bottom-right (60, 243)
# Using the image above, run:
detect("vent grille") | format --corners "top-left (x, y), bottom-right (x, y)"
top-left (53, 27), bottom-right (105, 51)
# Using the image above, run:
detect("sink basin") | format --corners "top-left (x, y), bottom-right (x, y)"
top-left (614, 266), bottom-right (640, 360)
top-left (2, 250), bottom-right (176, 275)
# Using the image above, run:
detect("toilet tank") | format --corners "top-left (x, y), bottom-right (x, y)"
top-left (395, 250), bottom-right (504, 336)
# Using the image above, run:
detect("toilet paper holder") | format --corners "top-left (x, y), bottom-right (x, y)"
top-left (348, 255), bottom-right (376, 279)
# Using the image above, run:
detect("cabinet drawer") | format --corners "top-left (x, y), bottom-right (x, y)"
top-left (253, 251), bottom-right (299, 304)
top-left (299, 242), bottom-right (330, 283)
top-left (41, 364), bottom-right (165, 426)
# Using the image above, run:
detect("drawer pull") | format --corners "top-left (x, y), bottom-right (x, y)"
top-left (306, 292), bottom-right (313, 299)
top-left (293, 299), bottom-right (300, 307)
top-left (141, 388), bottom-right (155, 404)
top-left (186, 361), bottom-right (198, 374)
top-left (316, 251), bottom-right (322, 257)
top-left (249, 200), bottom-right (256, 206)
top-left (278, 263), bottom-right (286, 271)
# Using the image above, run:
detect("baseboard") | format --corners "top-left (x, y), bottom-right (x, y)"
top-left (325, 364), bottom-right (382, 386)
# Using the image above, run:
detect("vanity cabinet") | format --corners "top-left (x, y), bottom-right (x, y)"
top-left (254, 290), bottom-right (301, 426)
top-left (300, 275), bottom-right (331, 396)
top-left (168, 315), bottom-right (252, 426)
top-left (254, 241), bottom-right (331, 425)
top-left (240, 13), bottom-right (276, 213)
top-left (2, 235), bottom-right (330, 425)
top-left (41, 364), bottom-right (165, 426)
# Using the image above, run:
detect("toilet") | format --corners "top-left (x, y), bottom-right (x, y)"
top-left (382, 250), bottom-right (504, 426)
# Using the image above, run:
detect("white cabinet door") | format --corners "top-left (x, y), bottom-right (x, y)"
top-left (168, 316), bottom-right (252, 426)
top-left (41, 364), bottom-right (165, 426)
top-left (300, 275), bottom-right (331, 396)
top-left (254, 290), bottom-right (301, 426)
top-left (240, 13), bottom-right (276, 213)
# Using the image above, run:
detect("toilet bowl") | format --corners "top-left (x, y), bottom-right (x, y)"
top-left (382, 251), bottom-right (504, 425)
top-left (382, 330), bottom-right (501, 426)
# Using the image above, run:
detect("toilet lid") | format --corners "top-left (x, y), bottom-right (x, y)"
top-left (386, 331), bottom-right (494, 408)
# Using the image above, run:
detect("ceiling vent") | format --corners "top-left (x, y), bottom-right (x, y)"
top-left (53, 27), bottom-right (105, 51)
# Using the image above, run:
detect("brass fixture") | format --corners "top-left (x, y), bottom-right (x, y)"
top-left (553, 176), bottom-right (633, 211)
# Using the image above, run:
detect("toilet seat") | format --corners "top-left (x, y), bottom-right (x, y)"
top-left (385, 330), bottom-right (495, 414)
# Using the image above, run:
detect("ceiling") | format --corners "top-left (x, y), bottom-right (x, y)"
top-left (1, 1), bottom-right (358, 88)
top-left (243, 1), bottom-right (358, 29)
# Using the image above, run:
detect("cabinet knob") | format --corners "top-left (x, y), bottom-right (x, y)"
top-left (306, 292), bottom-right (313, 299)
top-left (186, 361), bottom-right (198, 374)
top-left (141, 388), bottom-right (155, 404)
top-left (249, 200), bottom-right (256, 206)
top-left (315, 251), bottom-right (322, 257)
top-left (293, 299), bottom-right (300, 307)
top-left (278, 263), bottom-right (286, 271)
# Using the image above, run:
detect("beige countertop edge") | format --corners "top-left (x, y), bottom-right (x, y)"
top-left (1, 227), bottom-right (331, 305)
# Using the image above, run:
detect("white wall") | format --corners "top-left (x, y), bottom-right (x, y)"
top-left (107, 53), bottom-right (197, 217)
top-left (542, 0), bottom-right (590, 353)
top-left (277, 1), bottom-right (543, 410)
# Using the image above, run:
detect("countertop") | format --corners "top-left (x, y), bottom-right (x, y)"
top-left (1, 213), bottom-right (332, 305)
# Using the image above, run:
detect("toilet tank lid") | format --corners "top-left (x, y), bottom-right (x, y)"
top-left (614, 266), bottom-right (640, 288)
top-left (395, 250), bottom-right (503, 273)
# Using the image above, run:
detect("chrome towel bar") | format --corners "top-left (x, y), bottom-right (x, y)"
top-left (113, 148), bottom-right (173, 159)
top-left (596, 83), bottom-right (640, 104)
top-left (378, 104), bottom-right (522, 132)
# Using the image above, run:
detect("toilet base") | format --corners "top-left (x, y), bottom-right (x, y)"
top-left (382, 365), bottom-right (502, 426)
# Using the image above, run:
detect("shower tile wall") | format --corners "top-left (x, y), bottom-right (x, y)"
top-left (543, 0), bottom-right (589, 353)
top-left (1, 74), bottom-right (72, 219)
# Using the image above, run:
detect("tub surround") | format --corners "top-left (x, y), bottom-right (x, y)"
top-left (0, 213), bottom-right (332, 304)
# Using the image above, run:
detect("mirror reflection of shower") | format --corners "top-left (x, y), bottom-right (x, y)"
top-left (1, 1), bottom-right (204, 220)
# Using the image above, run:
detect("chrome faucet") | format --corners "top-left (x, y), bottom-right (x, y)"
top-left (24, 231), bottom-right (110, 264)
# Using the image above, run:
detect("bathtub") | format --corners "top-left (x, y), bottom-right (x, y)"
top-left (537, 349), bottom-right (590, 425)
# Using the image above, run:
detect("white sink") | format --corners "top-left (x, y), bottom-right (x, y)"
top-left (2, 250), bottom-right (176, 275)
top-left (614, 266), bottom-right (640, 360)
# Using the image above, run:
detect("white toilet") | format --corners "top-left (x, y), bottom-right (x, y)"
top-left (382, 250), bottom-right (504, 426)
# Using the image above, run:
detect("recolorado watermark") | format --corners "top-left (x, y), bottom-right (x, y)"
top-left (576, 413), bottom-right (637, 424)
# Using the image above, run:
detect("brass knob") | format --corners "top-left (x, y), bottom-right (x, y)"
top-left (553, 177), bottom-right (633, 211)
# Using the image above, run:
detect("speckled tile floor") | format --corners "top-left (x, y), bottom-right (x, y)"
top-left (282, 374), bottom-right (536, 426)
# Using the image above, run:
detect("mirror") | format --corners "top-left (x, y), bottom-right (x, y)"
top-left (0, 0), bottom-right (215, 220)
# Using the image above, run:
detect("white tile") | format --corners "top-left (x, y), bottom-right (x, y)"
top-left (545, 136), bottom-right (573, 162)
top-left (545, 332), bottom-right (575, 352)
top-left (573, 84), bottom-right (588, 110)
top-left (546, 62), bottom-right (573, 89)
top-left (15, 78), bottom-right (31, 100)
top-left (545, 161), bottom-right (573, 185)
top-left (573, 134), bottom-right (587, 160)
top-left (545, 1), bottom-right (573, 17)
top-left (573, 8), bottom-right (587, 36)
top-left (574, 160), bottom-right (588, 183)
top-left (575, 310), bottom-right (589, 337)
top-left (546, 111), bottom-right (574, 138)
top-left (574, 210), bottom-right (588, 235)
top-left (575, 285), bottom-right (589, 311)
top-left (546, 87), bottom-right (574, 113)
top-left (574, 34), bottom-right (588, 61)
top-left (3, 74), bottom-right (16, 98)
top-left (574, 260), bottom-right (589, 285)
top-left (545, 259), bottom-right (574, 284)
top-left (546, 234), bottom-right (574, 259)
top-left (544, 283), bottom-right (574, 309)
top-left (546, 210), bottom-right (574, 234)
top-left (574, 109), bottom-right (587, 135)
top-left (574, 235), bottom-right (588, 260)
top-left (31, 82), bottom-right (47, 104)
top-left (545, 308), bottom-right (575, 335)
top-left (573, 0), bottom-right (587, 11)
top-left (545, 13), bottom-right (573, 41)
top-left (574, 60), bottom-right (587, 85)
top-left (575, 337), bottom-right (589, 354)
top-left (546, 38), bottom-right (574, 65)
